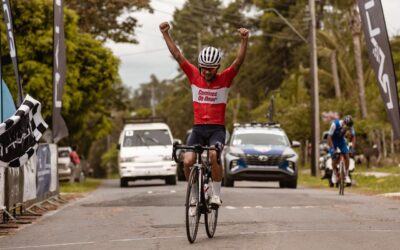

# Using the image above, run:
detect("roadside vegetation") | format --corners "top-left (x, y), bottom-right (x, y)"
top-left (60, 178), bottom-right (102, 193)
top-left (299, 165), bottom-right (400, 195)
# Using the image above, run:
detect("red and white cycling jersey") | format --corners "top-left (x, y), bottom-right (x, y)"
top-left (180, 60), bottom-right (238, 125)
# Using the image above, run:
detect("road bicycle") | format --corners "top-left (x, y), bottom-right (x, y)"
top-left (333, 149), bottom-right (346, 195)
top-left (173, 143), bottom-right (220, 243)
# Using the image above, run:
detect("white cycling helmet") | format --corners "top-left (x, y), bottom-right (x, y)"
top-left (198, 46), bottom-right (222, 68)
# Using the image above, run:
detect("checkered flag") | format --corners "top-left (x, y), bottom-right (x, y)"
top-left (0, 95), bottom-right (48, 168)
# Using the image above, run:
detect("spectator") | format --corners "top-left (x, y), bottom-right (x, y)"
top-left (69, 145), bottom-right (81, 165)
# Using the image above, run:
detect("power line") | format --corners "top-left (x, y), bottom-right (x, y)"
top-left (116, 48), bottom-right (169, 57)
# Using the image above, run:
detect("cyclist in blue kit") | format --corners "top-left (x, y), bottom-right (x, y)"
top-left (327, 115), bottom-right (356, 185)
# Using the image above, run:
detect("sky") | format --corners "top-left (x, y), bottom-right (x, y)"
top-left (105, 0), bottom-right (400, 91)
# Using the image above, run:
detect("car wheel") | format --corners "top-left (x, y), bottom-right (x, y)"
top-left (165, 175), bottom-right (177, 185)
top-left (223, 175), bottom-right (234, 187)
top-left (120, 178), bottom-right (128, 188)
top-left (286, 178), bottom-right (297, 189)
top-left (177, 163), bottom-right (185, 181)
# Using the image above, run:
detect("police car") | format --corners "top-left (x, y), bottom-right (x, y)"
top-left (222, 123), bottom-right (300, 188)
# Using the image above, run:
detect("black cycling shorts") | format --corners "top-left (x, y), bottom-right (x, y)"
top-left (187, 124), bottom-right (226, 147)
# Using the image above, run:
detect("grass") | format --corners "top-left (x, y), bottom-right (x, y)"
top-left (298, 166), bottom-right (400, 195)
top-left (355, 164), bottom-right (400, 174)
top-left (60, 178), bottom-right (102, 193)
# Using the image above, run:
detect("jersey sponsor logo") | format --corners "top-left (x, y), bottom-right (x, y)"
top-left (191, 85), bottom-right (229, 104)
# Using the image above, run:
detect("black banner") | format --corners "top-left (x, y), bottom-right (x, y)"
top-left (0, 95), bottom-right (48, 168)
top-left (36, 144), bottom-right (51, 200)
top-left (1, 0), bottom-right (23, 106)
top-left (5, 167), bottom-right (21, 209)
top-left (52, 0), bottom-right (69, 143)
top-left (358, 0), bottom-right (400, 139)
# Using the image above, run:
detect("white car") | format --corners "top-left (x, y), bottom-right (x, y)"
top-left (117, 122), bottom-right (177, 187)
top-left (58, 147), bottom-right (73, 181)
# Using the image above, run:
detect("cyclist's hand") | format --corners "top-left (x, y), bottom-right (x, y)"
top-left (159, 22), bottom-right (170, 33)
top-left (238, 28), bottom-right (249, 39)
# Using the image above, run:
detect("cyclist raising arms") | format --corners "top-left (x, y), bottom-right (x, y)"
top-left (328, 115), bottom-right (356, 185)
top-left (159, 21), bottom-right (249, 206)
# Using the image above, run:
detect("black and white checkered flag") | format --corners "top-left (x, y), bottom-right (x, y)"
top-left (0, 95), bottom-right (48, 168)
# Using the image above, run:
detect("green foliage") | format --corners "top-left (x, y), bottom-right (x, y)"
top-left (0, 0), bottom-right (126, 157)
top-left (101, 143), bottom-right (119, 175)
top-left (135, 108), bottom-right (152, 118)
top-left (65, 0), bottom-right (152, 43)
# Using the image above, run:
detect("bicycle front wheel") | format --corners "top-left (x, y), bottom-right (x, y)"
top-left (185, 167), bottom-right (200, 243)
top-left (205, 202), bottom-right (219, 238)
top-left (339, 160), bottom-right (345, 196)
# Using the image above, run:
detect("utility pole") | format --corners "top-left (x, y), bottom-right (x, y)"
top-left (151, 84), bottom-right (156, 117)
top-left (197, 32), bottom-right (202, 53)
top-left (309, 0), bottom-right (320, 176)
top-left (233, 93), bottom-right (240, 124)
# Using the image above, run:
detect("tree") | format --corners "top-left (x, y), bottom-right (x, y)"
top-left (65, 0), bottom-right (152, 43)
top-left (0, 0), bottom-right (126, 156)
top-left (350, 3), bottom-right (368, 118)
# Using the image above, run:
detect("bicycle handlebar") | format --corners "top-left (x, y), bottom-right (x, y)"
top-left (172, 143), bottom-right (221, 164)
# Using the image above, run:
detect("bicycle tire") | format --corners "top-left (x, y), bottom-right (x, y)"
top-left (339, 160), bottom-right (345, 195)
top-left (204, 171), bottom-right (219, 238)
top-left (185, 167), bottom-right (200, 243)
top-left (205, 202), bottom-right (218, 238)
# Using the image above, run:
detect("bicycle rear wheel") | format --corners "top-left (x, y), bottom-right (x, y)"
top-left (339, 160), bottom-right (345, 195)
top-left (185, 167), bottom-right (200, 243)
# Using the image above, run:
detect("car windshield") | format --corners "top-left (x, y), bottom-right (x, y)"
top-left (123, 129), bottom-right (172, 147)
top-left (58, 150), bottom-right (70, 158)
top-left (231, 132), bottom-right (290, 146)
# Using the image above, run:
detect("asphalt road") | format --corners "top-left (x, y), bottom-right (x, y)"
top-left (1, 180), bottom-right (400, 250)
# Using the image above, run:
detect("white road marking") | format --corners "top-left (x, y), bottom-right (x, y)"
top-left (225, 206), bottom-right (237, 209)
top-left (0, 241), bottom-right (95, 249)
top-left (111, 235), bottom-right (185, 242)
top-left (243, 206), bottom-right (251, 209)
top-left (255, 206), bottom-right (263, 209)
top-left (170, 190), bottom-right (176, 193)
top-left (4, 229), bottom-right (400, 248)
top-left (147, 191), bottom-right (153, 194)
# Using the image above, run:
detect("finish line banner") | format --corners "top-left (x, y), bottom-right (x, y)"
top-left (357, 0), bottom-right (400, 139)
top-left (0, 95), bottom-right (48, 168)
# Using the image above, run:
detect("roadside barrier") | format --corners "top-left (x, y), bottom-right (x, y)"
top-left (0, 143), bottom-right (65, 232)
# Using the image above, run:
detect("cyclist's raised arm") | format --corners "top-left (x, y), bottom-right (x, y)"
top-left (230, 28), bottom-right (249, 72)
top-left (160, 22), bottom-right (185, 64)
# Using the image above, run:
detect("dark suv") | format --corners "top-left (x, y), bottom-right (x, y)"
top-left (222, 123), bottom-right (300, 188)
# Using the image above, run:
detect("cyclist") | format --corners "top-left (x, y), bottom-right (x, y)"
top-left (159, 21), bottom-right (249, 206)
top-left (327, 115), bottom-right (356, 185)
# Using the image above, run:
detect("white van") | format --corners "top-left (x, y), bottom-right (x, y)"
top-left (118, 122), bottom-right (177, 187)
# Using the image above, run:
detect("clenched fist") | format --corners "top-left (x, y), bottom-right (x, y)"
top-left (238, 28), bottom-right (249, 39)
top-left (159, 22), bottom-right (170, 33)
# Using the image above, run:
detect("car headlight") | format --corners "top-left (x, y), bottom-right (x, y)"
top-left (229, 152), bottom-right (245, 158)
top-left (288, 161), bottom-right (295, 169)
top-left (120, 157), bottom-right (136, 162)
top-left (163, 155), bottom-right (172, 161)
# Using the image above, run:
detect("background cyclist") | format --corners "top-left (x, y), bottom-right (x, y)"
top-left (327, 115), bottom-right (356, 185)
top-left (159, 21), bottom-right (249, 206)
